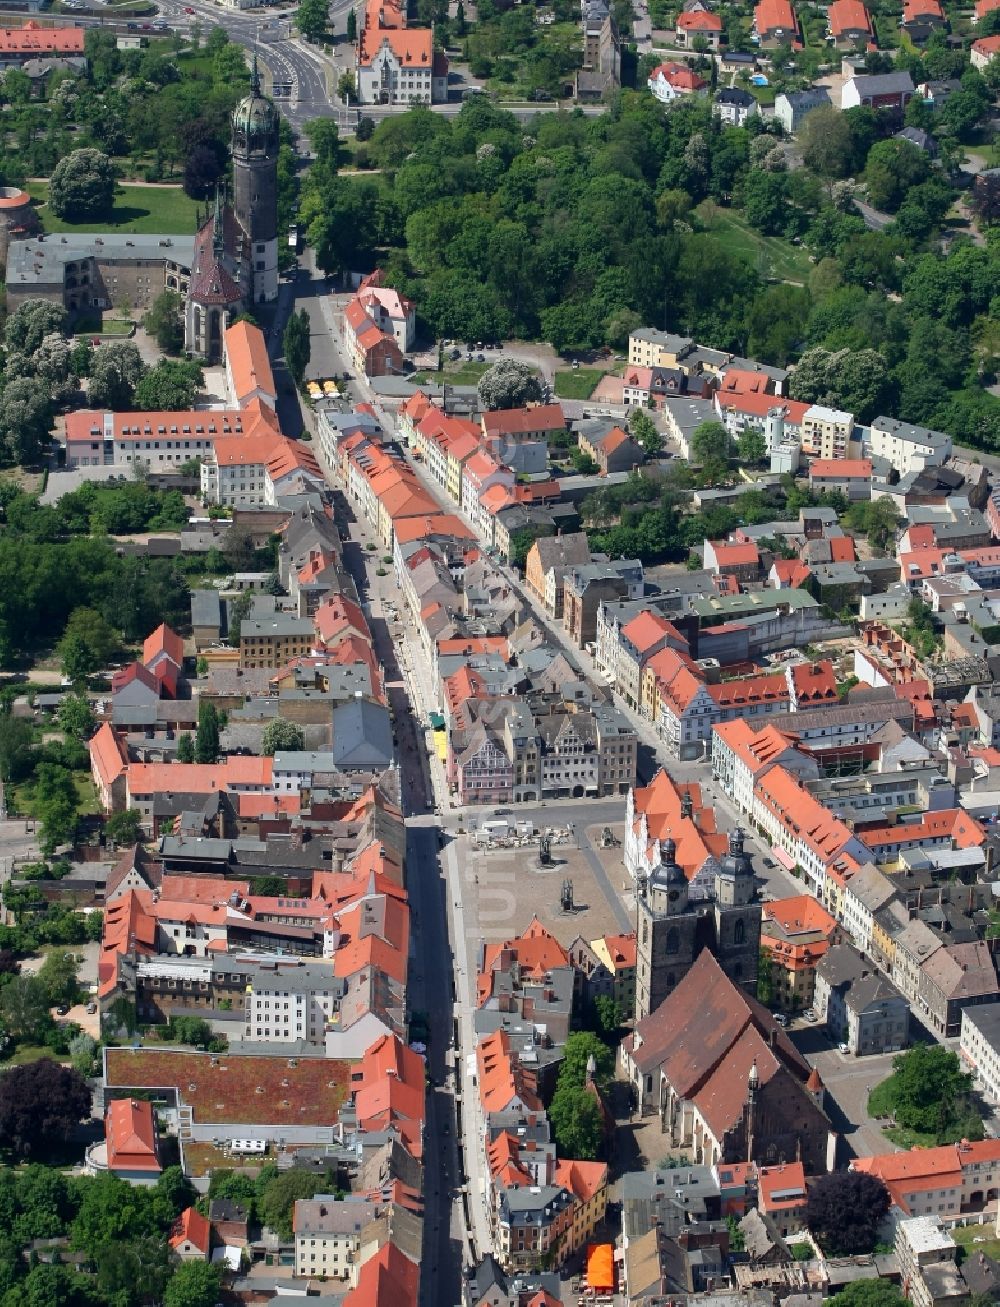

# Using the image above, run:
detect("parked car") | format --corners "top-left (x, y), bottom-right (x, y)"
top-left (803, 1008), bottom-right (816, 1022)
top-left (762, 856), bottom-right (775, 868)
top-left (86, 1001), bottom-right (97, 1014)
top-left (773, 1012), bottom-right (788, 1027)
top-left (838, 1042), bottom-right (850, 1054)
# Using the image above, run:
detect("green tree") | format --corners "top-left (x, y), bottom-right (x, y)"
top-left (864, 138), bottom-right (930, 213)
top-left (48, 149), bottom-right (116, 221)
top-left (142, 291), bottom-right (185, 354)
top-left (305, 117), bottom-right (343, 168)
top-left (737, 428), bottom-right (767, 465)
top-left (346, 6), bottom-right (357, 40)
top-left (547, 1082), bottom-right (604, 1160)
top-left (94, 1233), bottom-right (172, 1307)
top-left (757, 947), bottom-right (774, 1005)
top-left (37, 950), bottom-right (79, 1007)
top-left (558, 1031), bottom-right (615, 1092)
top-left (690, 420), bottom-right (731, 480)
top-left (844, 496), bottom-right (900, 555)
top-left (57, 695), bottom-right (94, 741)
top-left (194, 701), bottom-right (220, 765)
top-left (5, 300), bottom-right (67, 356)
top-left (0, 976), bottom-right (50, 1044)
top-left (800, 104), bottom-right (858, 178)
top-left (261, 719), bottom-right (306, 755)
top-left (478, 359), bottom-right (544, 411)
top-left (32, 763), bottom-right (80, 854)
top-left (87, 342), bottom-right (147, 410)
top-left (283, 308), bottom-right (311, 387)
top-left (105, 809), bottom-right (143, 846)
top-left (227, 590), bottom-right (254, 648)
top-left (868, 1044), bottom-right (982, 1143)
top-left (0, 715), bottom-right (37, 783)
top-left (628, 408), bottom-right (661, 455)
top-left (296, 0), bottom-right (328, 41)
top-left (176, 733), bottom-right (195, 764)
top-left (258, 1169), bottom-right (333, 1240)
top-left (828, 1280), bottom-right (907, 1307)
top-left (592, 995), bottom-right (621, 1037)
top-left (337, 71), bottom-right (355, 103)
top-left (68, 1032), bottom-right (98, 1078)
top-left (133, 359), bottom-right (203, 411)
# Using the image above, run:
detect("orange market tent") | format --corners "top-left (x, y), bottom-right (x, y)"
top-left (586, 1243), bottom-right (614, 1293)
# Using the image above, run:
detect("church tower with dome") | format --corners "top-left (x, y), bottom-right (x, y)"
top-left (184, 57), bottom-right (279, 359)
top-left (232, 55), bottom-right (279, 306)
top-left (635, 828), bottom-right (761, 1021)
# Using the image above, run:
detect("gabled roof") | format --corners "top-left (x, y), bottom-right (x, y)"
top-left (142, 623), bottom-right (184, 670)
top-left (828, 0), bottom-right (872, 33)
top-left (170, 1206), bottom-right (211, 1253)
top-left (678, 7), bottom-right (723, 26)
top-left (90, 721), bottom-right (128, 789)
top-left (224, 320), bottom-right (276, 405)
top-left (481, 404), bottom-right (565, 438)
top-left (755, 0), bottom-right (797, 31)
top-left (106, 1097), bottom-right (160, 1173)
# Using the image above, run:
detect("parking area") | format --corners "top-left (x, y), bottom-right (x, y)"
top-left (788, 1020), bottom-right (899, 1159)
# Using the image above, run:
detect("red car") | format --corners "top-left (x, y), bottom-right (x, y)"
top-left (184, 5), bottom-right (195, 12)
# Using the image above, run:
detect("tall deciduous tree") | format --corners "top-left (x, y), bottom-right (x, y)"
top-left (143, 291), bottom-right (185, 354)
top-left (194, 701), bottom-right (220, 765)
top-left (261, 719), bottom-right (306, 755)
top-left (0, 1059), bottom-right (91, 1159)
top-left (477, 359), bottom-right (544, 411)
top-left (806, 1171), bottom-right (890, 1255)
top-left (547, 1083), bottom-right (604, 1160)
top-left (87, 342), bottom-right (147, 410)
top-left (283, 308), bottom-right (311, 386)
top-left (48, 149), bottom-right (116, 221)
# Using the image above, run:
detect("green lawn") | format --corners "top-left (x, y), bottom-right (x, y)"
top-left (696, 202), bottom-right (813, 283)
top-left (5, 1045), bottom-right (61, 1067)
top-left (951, 1224), bottom-right (1000, 1263)
top-left (12, 773), bottom-right (101, 821)
top-left (74, 316), bottom-right (135, 338)
top-left (410, 360), bottom-right (489, 387)
top-left (29, 182), bottom-right (200, 236)
top-left (554, 368), bottom-right (605, 400)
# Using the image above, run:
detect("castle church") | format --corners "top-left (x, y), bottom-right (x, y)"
top-left (184, 57), bottom-right (280, 361)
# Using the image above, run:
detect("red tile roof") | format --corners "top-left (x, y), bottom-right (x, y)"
top-left (106, 1098), bottom-right (160, 1173)
top-left (650, 61), bottom-right (708, 90)
top-left (788, 659), bottom-right (838, 705)
top-left (142, 623), bottom-right (184, 670)
top-left (828, 0), bottom-right (873, 33)
top-left (90, 721), bottom-right (128, 791)
top-left (481, 404), bottom-right (565, 438)
top-left (757, 1162), bottom-right (807, 1211)
top-left (809, 458), bottom-right (872, 478)
top-left (224, 320), bottom-right (276, 406)
top-left (973, 33), bottom-right (1000, 56)
top-left (170, 1206), bottom-right (211, 1253)
top-left (0, 21), bottom-right (84, 53)
top-left (755, 0), bottom-right (798, 32)
top-left (678, 8), bottom-right (723, 27)
top-left (622, 610), bottom-right (677, 656)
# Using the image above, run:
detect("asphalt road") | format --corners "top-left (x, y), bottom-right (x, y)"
top-left (320, 444), bottom-right (467, 1302)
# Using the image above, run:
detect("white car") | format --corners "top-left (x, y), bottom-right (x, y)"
top-left (838, 1042), bottom-right (850, 1054)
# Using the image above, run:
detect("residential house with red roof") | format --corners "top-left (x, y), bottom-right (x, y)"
top-left (170, 1207), bottom-right (212, 1260)
top-left (675, 6), bottom-right (724, 47)
top-left (0, 21), bottom-right (85, 65)
top-left (64, 401), bottom-right (277, 471)
top-left (754, 0), bottom-right (801, 43)
top-left (853, 1140), bottom-right (1000, 1216)
top-left (808, 457), bottom-right (872, 500)
top-left (761, 894), bottom-right (841, 1010)
top-left (577, 424), bottom-right (642, 475)
top-left (703, 539), bottom-right (762, 583)
top-left (648, 60), bottom-right (709, 103)
top-left (617, 610), bottom-right (688, 709)
top-left (972, 34), bottom-right (1000, 67)
top-left (462, 451), bottom-right (516, 539)
top-left (828, 0), bottom-right (874, 43)
top-left (90, 721), bottom-right (130, 811)
top-left (344, 296), bottom-right (407, 378)
top-left (624, 768), bottom-right (728, 894)
top-left (901, 0), bottom-right (946, 39)
top-left (712, 718), bottom-right (818, 817)
top-left (757, 1163), bottom-right (809, 1236)
top-left (104, 1098), bottom-right (161, 1182)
